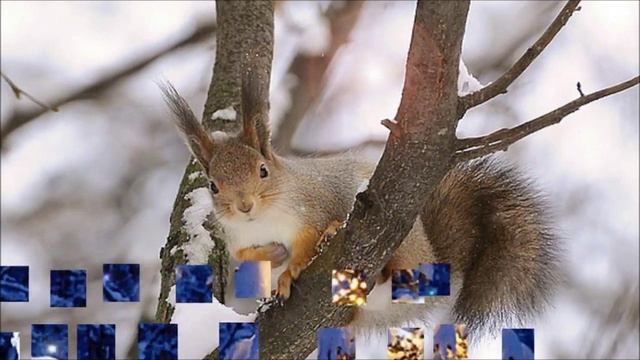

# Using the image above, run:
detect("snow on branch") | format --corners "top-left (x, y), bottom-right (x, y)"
top-left (458, 0), bottom-right (581, 113)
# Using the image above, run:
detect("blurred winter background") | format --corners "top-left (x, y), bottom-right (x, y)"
top-left (1, 1), bottom-right (638, 359)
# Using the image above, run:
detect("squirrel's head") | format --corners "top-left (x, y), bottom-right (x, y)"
top-left (160, 71), bottom-right (283, 223)
top-left (204, 138), bottom-right (282, 222)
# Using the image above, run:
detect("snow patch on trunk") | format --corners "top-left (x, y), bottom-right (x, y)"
top-left (187, 171), bottom-right (205, 181)
top-left (180, 187), bottom-right (215, 263)
top-left (167, 285), bottom-right (176, 306)
top-left (212, 106), bottom-right (237, 121)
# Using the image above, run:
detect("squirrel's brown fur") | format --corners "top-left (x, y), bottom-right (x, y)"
top-left (160, 70), bottom-right (560, 335)
top-left (421, 158), bottom-right (560, 334)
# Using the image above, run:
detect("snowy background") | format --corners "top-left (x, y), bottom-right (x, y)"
top-left (1, 1), bottom-right (638, 359)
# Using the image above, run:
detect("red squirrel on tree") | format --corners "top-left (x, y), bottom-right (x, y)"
top-left (161, 68), bottom-right (560, 334)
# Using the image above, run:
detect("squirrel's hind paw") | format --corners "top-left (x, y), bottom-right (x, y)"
top-left (322, 220), bottom-right (344, 241)
top-left (275, 269), bottom-right (292, 300)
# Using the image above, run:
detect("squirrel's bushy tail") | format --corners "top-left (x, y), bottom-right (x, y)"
top-left (421, 157), bottom-right (561, 334)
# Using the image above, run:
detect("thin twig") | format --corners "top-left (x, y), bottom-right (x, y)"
top-left (381, 118), bottom-right (403, 139)
top-left (577, 81), bottom-right (585, 97)
top-left (458, 0), bottom-right (581, 113)
top-left (1, 21), bottom-right (216, 144)
top-left (468, 2), bottom-right (562, 79)
top-left (456, 76), bottom-right (639, 161)
top-left (1, 71), bottom-right (58, 112)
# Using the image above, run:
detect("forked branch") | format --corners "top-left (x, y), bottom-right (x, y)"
top-left (458, 0), bottom-right (581, 113)
top-left (456, 76), bottom-right (639, 161)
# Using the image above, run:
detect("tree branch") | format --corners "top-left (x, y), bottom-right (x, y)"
top-left (458, 0), bottom-right (581, 113)
top-left (455, 76), bottom-right (639, 161)
top-left (1, 71), bottom-right (59, 112)
top-left (272, 1), bottom-right (364, 155)
top-left (1, 21), bottom-right (216, 145)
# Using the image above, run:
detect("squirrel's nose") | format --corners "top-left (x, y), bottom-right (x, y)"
top-left (236, 199), bottom-right (254, 213)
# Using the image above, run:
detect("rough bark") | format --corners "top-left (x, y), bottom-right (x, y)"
top-left (155, 1), bottom-right (273, 323)
top-left (207, 2), bottom-right (470, 359)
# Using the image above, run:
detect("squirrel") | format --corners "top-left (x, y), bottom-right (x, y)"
top-left (160, 70), bottom-right (560, 335)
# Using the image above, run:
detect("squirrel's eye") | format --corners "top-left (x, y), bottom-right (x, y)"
top-left (209, 181), bottom-right (219, 194)
top-left (259, 164), bottom-right (269, 179)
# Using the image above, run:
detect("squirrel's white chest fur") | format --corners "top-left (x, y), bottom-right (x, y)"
top-left (217, 206), bottom-right (302, 258)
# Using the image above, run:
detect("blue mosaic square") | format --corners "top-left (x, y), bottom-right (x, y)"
top-left (77, 324), bottom-right (116, 360)
top-left (51, 269), bottom-right (87, 307)
top-left (103, 264), bottom-right (140, 302)
top-left (219, 322), bottom-right (259, 360)
top-left (0, 266), bottom-right (29, 302)
top-left (176, 264), bottom-right (213, 303)
top-left (0, 332), bottom-right (20, 360)
top-left (433, 324), bottom-right (456, 359)
top-left (234, 261), bottom-right (270, 299)
top-left (418, 263), bottom-right (450, 296)
top-left (317, 327), bottom-right (355, 360)
top-left (391, 269), bottom-right (423, 304)
top-left (502, 328), bottom-right (534, 360)
top-left (138, 323), bottom-right (178, 360)
top-left (32, 324), bottom-right (68, 360)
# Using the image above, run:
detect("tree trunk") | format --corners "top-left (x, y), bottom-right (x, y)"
top-left (155, 0), bottom-right (273, 323)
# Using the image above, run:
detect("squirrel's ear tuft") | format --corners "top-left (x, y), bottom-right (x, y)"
top-left (241, 66), bottom-right (273, 160)
top-left (159, 81), bottom-right (215, 173)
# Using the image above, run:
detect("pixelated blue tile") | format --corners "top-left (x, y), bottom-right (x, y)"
top-left (391, 269), bottom-right (423, 304)
top-left (138, 323), bottom-right (178, 360)
top-left (77, 324), bottom-right (116, 360)
top-left (219, 322), bottom-right (259, 360)
top-left (176, 264), bottom-right (213, 303)
top-left (317, 327), bottom-right (355, 360)
top-left (103, 264), bottom-right (140, 302)
top-left (388, 328), bottom-right (424, 360)
top-left (502, 328), bottom-right (534, 360)
top-left (32, 324), bottom-right (68, 360)
top-left (234, 261), bottom-right (270, 299)
top-left (51, 270), bottom-right (87, 307)
top-left (433, 324), bottom-right (456, 359)
top-left (0, 266), bottom-right (29, 302)
top-left (418, 263), bottom-right (450, 296)
top-left (331, 269), bottom-right (367, 305)
top-left (0, 332), bottom-right (20, 360)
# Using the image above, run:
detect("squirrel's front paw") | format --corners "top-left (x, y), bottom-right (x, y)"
top-left (261, 242), bottom-right (289, 268)
top-left (276, 269), bottom-right (292, 300)
top-left (236, 242), bottom-right (289, 268)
